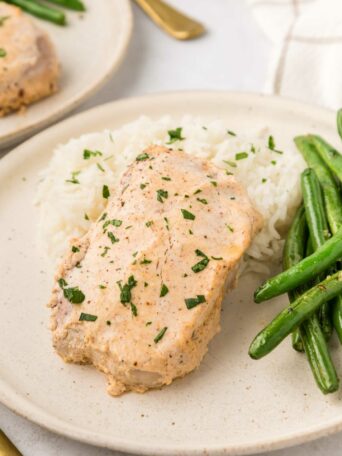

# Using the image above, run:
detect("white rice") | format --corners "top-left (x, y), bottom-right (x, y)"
top-left (35, 115), bottom-right (306, 272)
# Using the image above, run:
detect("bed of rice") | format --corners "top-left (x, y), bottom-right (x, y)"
top-left (35, 115), bottom-right (306, 272)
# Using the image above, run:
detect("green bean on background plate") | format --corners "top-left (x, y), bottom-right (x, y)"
top-left (338, 109), bottom-right (342, 141)
top-left (254, 225), bottom-right (342, 303)
top-left (45, 0), bottom-right (85, 11)
top-left (249, 271), bottom-right (342, 361)
top-left (5, 0), bottom-right (66, 25)
top-left (309, 135), bottom-right (342, 183)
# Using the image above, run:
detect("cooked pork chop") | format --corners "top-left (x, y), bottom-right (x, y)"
top-left (50, 146), bottom-right (263, 396)
top-left (0, 3), bottom-right (60, 117)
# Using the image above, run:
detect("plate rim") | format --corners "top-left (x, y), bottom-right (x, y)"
top-left (0, 90), bottom-right (340, 456)
top-left (0, 0), bottom-right (133, 148)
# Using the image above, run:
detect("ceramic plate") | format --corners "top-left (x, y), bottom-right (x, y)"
top-left (0, 0), bottom-right (132, 148)
top-left (1, 92), bottom-right (342, 456)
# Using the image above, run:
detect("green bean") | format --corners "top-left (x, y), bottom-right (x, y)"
top-left (301, 168), bottom-right (333, 340)
top-left (295, 136), bottom-right (342, 234)
top-left (295, 135), bottom-right (342, 341)
top-left (338, 109), bottom-right (342, 142)
top-left (254, 226), bottom-right (342, 303)
top-left (301, 168), bottom-right (329, 250)
top-left (5, 0), bottom-right (66, 25)
top-left (299, 315), bottom-right (339, 394)
top-left (249, 271), bottom-right (342, 360)
top-left (45, 0), bottom-right (85, 11)
top-left (283, 205), bottom-right (307, 352)
top-left (333, 295), bottom-right (342, 343)
top-left (309, 135), bottom-right (342, 183)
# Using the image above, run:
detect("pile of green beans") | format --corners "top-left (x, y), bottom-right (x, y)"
top-left (249, 109), bottom-right (342, 394)
top-left (5, 0), bottom-right (85, 26)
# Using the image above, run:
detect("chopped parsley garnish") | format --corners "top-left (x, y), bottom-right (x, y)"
top-left (79, 313), bottom-right (97, 322)
top-left (99, 284), bottom-right (107, 289)
top-left (162, 176), bottom-right (171, 181)
top-left (0, 16), bottom-right (9, 26)
top-left (196, 197), bottom-right (208, 205)
top-left (132, 251), bottom-right (138, 257)
top-left (83, 149), bottom-right (102, 159)
top-left (102, 185), bottom-right (110, 199)
top-left (211, 256), bottom-right (223, 260)
top-left (140, 258), bottom-right (152, 265)
top-left (112, 219), bottom-right (122, 227)
top-left (181, 209), bottom-right (195, 220)
top-left (235, 152), bottom-right (248, 160)
top-left (192, 249), bottom-right (209, 273)
top-left (227, 130), bottom-right (236, 136)
top-left (210, 181), bottom-right (217, 187)
top-left (160, 283), bottom-right (169, 297)
top-left (63, 287), bottom-right (85, 304)
top-left (154, 327), bottom-right (168, 343)
top-left (146, 220), bottom-right (153, 227)
top-left (226, 224), bottom-right (234, 232)
top-left (130, 303), bottom-right (138, 317)
top-left (125, 225), bottom-right (132, 230)
top-left (136, 152), bottom-right (150, 161)
top-left (271, 160), bottom-right (277, 165)
top-left (164, 217), bottom-right (170, 230)
top-left (223, 160), bottom-right (237, 168)
top-left (146, 321), bottom-right (152, 326)
top-left (144, 282), bottom-right (149, 287)
top-left (167, 127), bottom-right (185, 144)
top-left (262, 178), bottom-right (267, 183)
top-left (185, 295), bottom-right (206, 309)
top-left (106, 320), bottom-right (111, 325)
top-left (72, 246), bottom-right (80, 253)
top-left (268, 135), bottom-right (283, 154)
top-left (108, 232), bottom-right (119, 244)
top-left (66, 170), bottom-right (80, 184)
top-left (97, 163), bottom-right (105, 172)
top-left (251, 144), bottom-right (257, 154)
top-left (202, 126), bottom-right (208, 130)
top-left (101, 246), bottom-right (110, 257)
top-left (140, 183), bottom-right (147, 189)
top-left (58, 278), bottom-right (68, 288)
top-left (157, 189), bottom-right (168, 203)
top-left (99, 212), bottom-right (107, 221)
top-left (189, 229), bottom-right (193, 235)
top-left (84, 213), bottom-right (89, 221)
top-left (0, 48), bottom-right (6, 58)
top-left (194, 189), bottom-right (202, 195)
top-left (117, 275), bottom-right (137, 304)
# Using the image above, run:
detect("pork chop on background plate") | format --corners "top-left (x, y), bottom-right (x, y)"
top-left (49, 145), bottom-right (262, 396)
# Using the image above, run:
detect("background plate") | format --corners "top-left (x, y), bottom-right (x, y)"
top-left (0, 0), bottom-right (132, 148)
top-left (0, 92), bottom-right (341, 456)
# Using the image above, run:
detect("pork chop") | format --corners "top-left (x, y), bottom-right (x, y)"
top-left (0, 3), bottom-right (60, 117)
top-left (49, 146), bottom-right (263, 396)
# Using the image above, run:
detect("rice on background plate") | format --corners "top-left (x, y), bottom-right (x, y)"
top-left (35, 115), bottom-right (306, 273)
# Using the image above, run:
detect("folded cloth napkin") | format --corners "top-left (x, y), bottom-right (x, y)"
top-left (248, 0), bottom-right (342, 109)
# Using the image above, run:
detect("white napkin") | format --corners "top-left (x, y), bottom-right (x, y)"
top-left (248, 0), bottom-right (342, 109)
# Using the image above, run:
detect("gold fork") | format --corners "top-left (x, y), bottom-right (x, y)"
top-left (134, 0), bottom-right (206, 40)
top-left (0, 430), bottom-right (22, 456)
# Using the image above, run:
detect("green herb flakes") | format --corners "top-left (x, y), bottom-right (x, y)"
top-left (102, 185), bottom-right (110, 199)
top-left (185, 295), bottom-right (206, 310)
top-left (63, 287), bottom-right (85, 304)
top-left (136, 152), bottom-right (150, 161)
top-left (211, 256), bottom-right (223, 260)
top-left (112, 219), bottom-right (122, 227)
top-left (140, 183), bottom-right (147, 190)
top-left (167, 127), bottom-right (185, 144)
top-left (99, 284), bottom-right (107, 289)
top-left (101, 246), bottom-right (110, 257)
top-left (0, 16), bottom-right (9, 26)
top-left (226, 224), bottom-right (234, 232)
top-left (194, 189), bottom-right (202, 195)
top-left (83, 149), bottom-right (102, 159)
top-left (0, 48), bottom-right (6, 58)
top-left (160, 283), bottom-right (169, 297)
top-left (157, 189), bottom-right (168, 203)
top-left (268, 135), bottom-right (283, 154)
top-left (162, 176), bottom-right (171, 181)
top-left (146, 321), bottom-right (152, 326)
top-left (196, 198), bottom-right (208, 205)
top-left (227, 130), bottom-right (236, 136)
top-left (72, 246), bottom-right (80, 253)
top-left (181, 209), bottom-right (195, 220)
top-left (130, 303), bottom-right (138, 317)
top-left (117, 275), bottom-right (137, 304)
top-left (262, 178), bottom-right (267, 183)
top-left (58, 278), bottom-right (68, 288)
top-left (66, 171), bottom-right (80, 184)
top-left (192, 249), bottom-right (209, 273)
top-left (146, 220), bottom-right (153, 227)
top-left (140, 258), bottom-right (152, 265)
top-left (84, 213), bottom-right (89, 221)
top-left (235, 152), bottom-right (248, 161)
top-left (108, 232), bottom-right (119, 244)
top-left (97, 163), bottom-right (105, 172)
top-left (154, 327), bottom-right (168, 343)
top-left (79, 313), bottom-right (97, 322)
top-left (223, 160), bottom-right (237, 168)
top-left (99, 212), bottom-right (107, 221)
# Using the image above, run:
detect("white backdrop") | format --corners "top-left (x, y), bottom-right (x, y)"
top-left (1, 1), bottom-right (341, 455)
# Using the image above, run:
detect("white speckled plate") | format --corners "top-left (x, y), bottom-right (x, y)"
top-left (1, 92), bottom-right (342, 456)
top-left (0, 0), bottom-right (132, 148)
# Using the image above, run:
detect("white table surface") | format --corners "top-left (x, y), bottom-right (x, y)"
top-left (0, 1), bottom-right (341, 455)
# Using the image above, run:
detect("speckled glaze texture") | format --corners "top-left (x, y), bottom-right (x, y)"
top-left (1, 93), bottom-right (342, 455)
